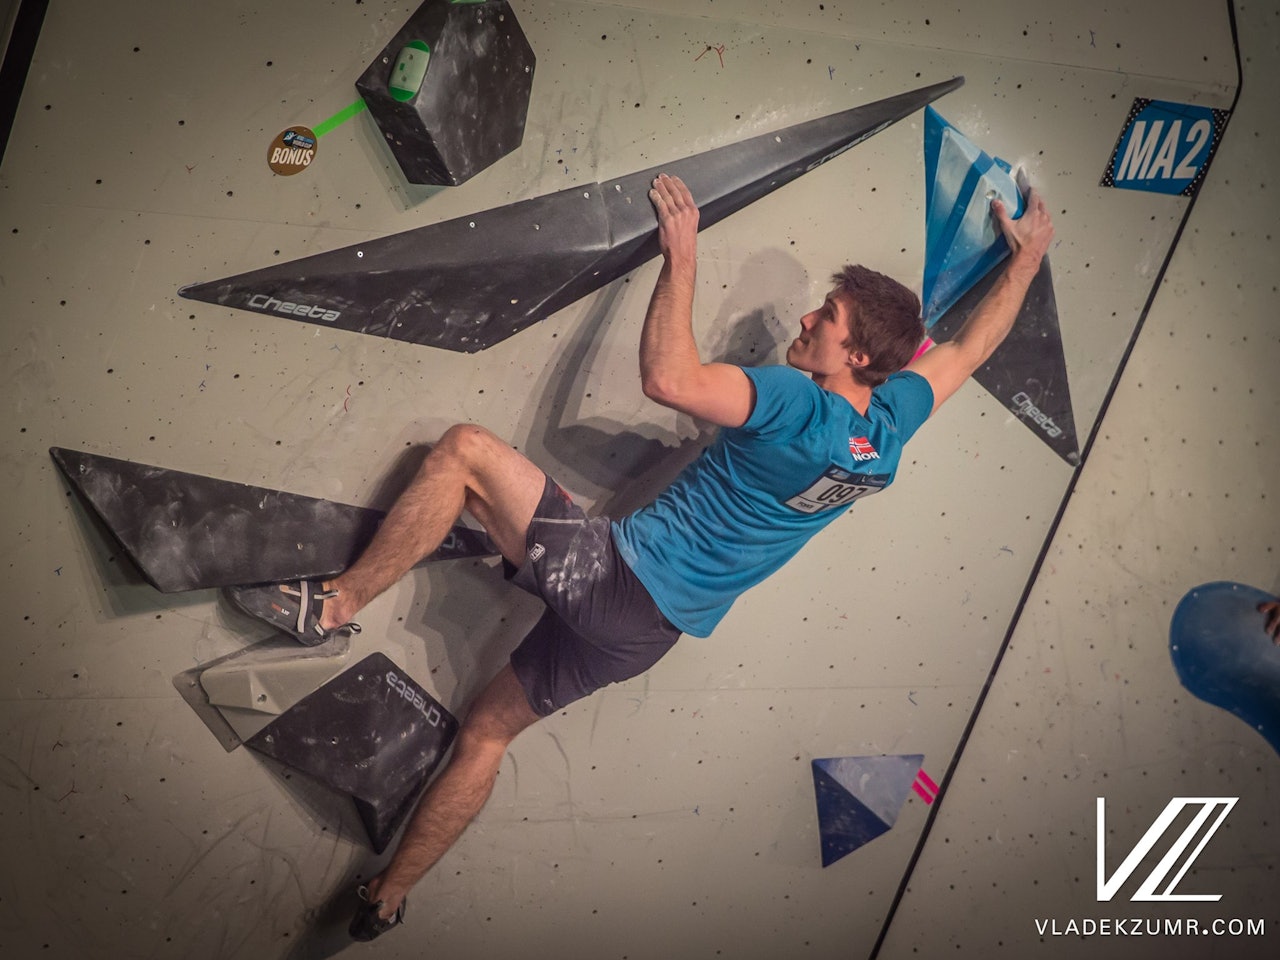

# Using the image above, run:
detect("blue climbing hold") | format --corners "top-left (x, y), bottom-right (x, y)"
top-left (811, 754), bottom-right (923, 867)
top-left (1170, 581), bottom-right (1280, 757)
top-left (922, 106), bottom-right (1024, 326)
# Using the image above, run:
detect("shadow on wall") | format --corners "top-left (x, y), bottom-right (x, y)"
top-left (523, 247), bottom-right (806, 518)
top-left (60, 245), bottom-right (814, 711)
top-left (382, 248), bottom-right (808, 706)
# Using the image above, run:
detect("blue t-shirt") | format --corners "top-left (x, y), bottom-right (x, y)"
top-left (612, 366), bottom-right (934, 637)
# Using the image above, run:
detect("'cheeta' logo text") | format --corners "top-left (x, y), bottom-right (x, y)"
top-left (386, 670), bottom-right (445, 728)
top-left (1012, 391), bottom-right (1064, 438)
top-left (248, 293), bottom-right (341, 322)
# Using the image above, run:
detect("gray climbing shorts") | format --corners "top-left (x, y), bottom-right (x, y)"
top-left (507, 475), bottom-right (680, 716)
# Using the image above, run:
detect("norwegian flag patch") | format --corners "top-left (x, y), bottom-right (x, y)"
top-left (849, 436), bottom-right (880, 461)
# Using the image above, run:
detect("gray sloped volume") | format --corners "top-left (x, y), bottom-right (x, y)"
top-left (50, 447), bottom-right (496, 592)
top-left (179, 77), bottom-right (964, 353)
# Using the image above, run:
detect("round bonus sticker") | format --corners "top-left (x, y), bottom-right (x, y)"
top-left (268, 126), bottom-right (318, 176)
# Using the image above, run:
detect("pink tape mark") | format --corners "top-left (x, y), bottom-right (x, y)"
top-left (909, 336), bottom-right (935, 365)
top-left (911, 780), bottom-right (935, 805)
top-left (911, 769), bottom-right (939, 805)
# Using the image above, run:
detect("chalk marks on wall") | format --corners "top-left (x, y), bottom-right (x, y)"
top-left (50, 447), bottom-right (496, 593)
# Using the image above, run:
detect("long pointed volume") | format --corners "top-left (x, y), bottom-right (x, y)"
top-left (180, 78), bottom-right (963, 352)
top-left (50, 447), bottom-right (496, 592)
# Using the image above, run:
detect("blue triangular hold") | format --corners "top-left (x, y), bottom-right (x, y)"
top-left (922, 106), bottom-right (1024, 326)
top-left (812, 755), bottom-right (923, 867)
top-left (1171, 581), bottom-right (1280, 757)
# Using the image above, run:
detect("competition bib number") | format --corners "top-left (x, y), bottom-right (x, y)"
top-left (783, 468), bottom-right (889, 514)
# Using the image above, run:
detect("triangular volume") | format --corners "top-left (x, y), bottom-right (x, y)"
top-left (1170, 582), bottom-right (1280, 758)
top-left (928, 256), bottom-right (1080, 465)
top-left (180, 78), bottom-right (963, 353)
top-left (811, 755), bottom-right (923, 867)
top-left (246, 653), bottom-right (459, 853)
top-left (813, 767), bottom-right (889, 867)
top-left (922, 106), bottom-right (1023, 327)
top-left (50, 447), bottom-right (496, 592)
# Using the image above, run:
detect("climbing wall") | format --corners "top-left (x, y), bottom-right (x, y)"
top-left (1, 2), bottom-right (1274, 959)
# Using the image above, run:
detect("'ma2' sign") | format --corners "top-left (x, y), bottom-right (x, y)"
top-left (1102, 99), bottom-right (1230, 197)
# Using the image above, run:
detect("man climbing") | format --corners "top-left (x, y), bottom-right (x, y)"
top-left (230, 172), bottom-right (1054, 940)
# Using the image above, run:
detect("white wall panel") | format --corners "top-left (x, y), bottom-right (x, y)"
top-left (2, 2), bottom-right (1269, 959)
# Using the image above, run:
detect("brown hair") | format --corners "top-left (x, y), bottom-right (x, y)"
top-left (830, 264), bottom-right (925, 387)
